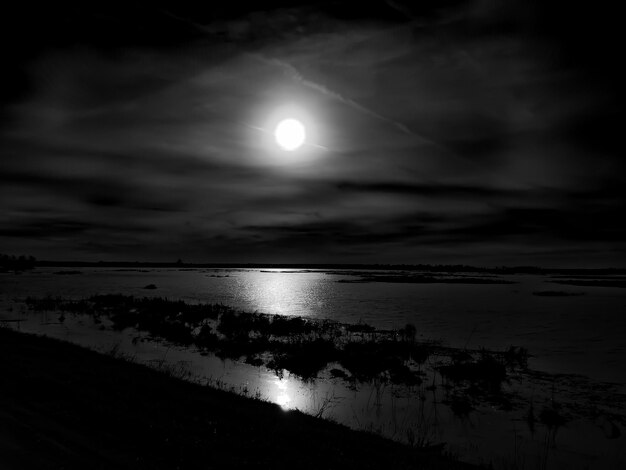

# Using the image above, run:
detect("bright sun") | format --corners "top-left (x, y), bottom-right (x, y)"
top-left (274, 118), bottom-right (306, 151)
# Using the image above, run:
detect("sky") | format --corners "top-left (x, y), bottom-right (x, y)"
top-left (1, 2), bottom-right (624, 267)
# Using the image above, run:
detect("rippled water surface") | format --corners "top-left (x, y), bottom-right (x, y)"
top-left (2, 267), bottom-right (626, 468)
top-left (2, 267), bottom-right (625, 381)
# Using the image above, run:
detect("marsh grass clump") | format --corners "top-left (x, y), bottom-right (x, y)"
top-left (445, 394), bottom-right (474, 417)
top-left (244, 355), bottom-right (264, 367)
top-left (194, 324), bottom-right (219, 350)
top-left (215, 335), bottom-right (272, 362)
top-left (250, 314), bottom-right (272, 336)
top-left (90, 296), bottom-right (229, 340)
top-left (539, 404), bottom-right (567, 428)
top-left (268, 338), bottom-right (339, 381)
top-left (336, 335), bottom-right (434, 383)
top-left (22, 294), bottom-right (528, 394)
top-left (346, 322), bottom-right (376, 338)
top-left (439, 351), bottom-right (507, 390)
top-left (268, 315), bottom-right (315, 337)
top-left (214, 341), bottom-right (245, 361)
top-left (502, 346), bottom-right (529, 370)
top-left (329, 368), bottom-right (349, 380)
top-left (398, 323), bottom-right (417, 343)
top-left (96, 295), bottom-right (227, 327)
top-left (217, 310), bottom-right (316, 341)
top-left (217, 311), bottom-right (256, 338)
top-left (411, 343), bottom-right (432, 367)
top-left (387, 363), bottom-right (423, 386)
top-left (339, 340), bottom-right (405, 382)
top-left (434, 347), bottom-right (530, 416)
top-left (320, 319), bottom-right (343, 338)
top-left (155, 320), bottom-right (195, 345)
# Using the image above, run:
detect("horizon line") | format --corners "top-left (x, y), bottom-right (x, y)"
top-left (25, 260), bottom-right (626, 273)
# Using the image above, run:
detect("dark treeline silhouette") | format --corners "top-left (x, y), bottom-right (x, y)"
top-left (32, 260), bottom-right (626, 275)
top-left (0, 253), bottom-right (37, 272)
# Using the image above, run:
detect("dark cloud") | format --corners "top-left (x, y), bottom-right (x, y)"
top-left (336, 181), bottom-right (522, 199)
top-left (0, 219), bottom-right (92, 239)
top-left (0, 1), bottom-right (623, 266)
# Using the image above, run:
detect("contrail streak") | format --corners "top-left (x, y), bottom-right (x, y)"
top-left (258, 55), bottom-right (441, 148)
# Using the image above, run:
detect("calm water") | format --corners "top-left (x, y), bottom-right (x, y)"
top-left (2, 267), bottom-right (625, 468)
top-left (2, 267), bottom-right (625, 381)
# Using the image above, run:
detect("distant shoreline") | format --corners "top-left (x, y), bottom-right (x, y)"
top-left (24, 261), bottom-right (626, 275)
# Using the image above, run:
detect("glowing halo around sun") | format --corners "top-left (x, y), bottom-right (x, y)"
top-left (245, 100), bottom-right (326, 167)
top-left (274, 118), bottom-right (306, 151)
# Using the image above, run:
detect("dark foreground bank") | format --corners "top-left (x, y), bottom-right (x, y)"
top-left (0, 328), bottom-right (477, 470)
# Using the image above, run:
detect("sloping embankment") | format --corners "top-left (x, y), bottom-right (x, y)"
top-left (0, 327), bottom-right (477, 470)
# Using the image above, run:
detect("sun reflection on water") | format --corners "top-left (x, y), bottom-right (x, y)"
top-left (236, 270), bottom-right (330, 318)
top-left (273, 377), bottom-right (291, 410)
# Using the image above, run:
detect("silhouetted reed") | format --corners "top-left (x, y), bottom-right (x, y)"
top-left (340, 340), bottom-right (405, 382)
top-left (268, 338), bottom-right (339, 380)
top-left (438, 352), bottom-right (507, 390)
top-left (23, 295), bottom-right (528, 393)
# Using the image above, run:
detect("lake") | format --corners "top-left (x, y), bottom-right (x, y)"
top-left (2, 267), bottom-right (625, 468)
top-left (2, 267), bottom-right (625, 381)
